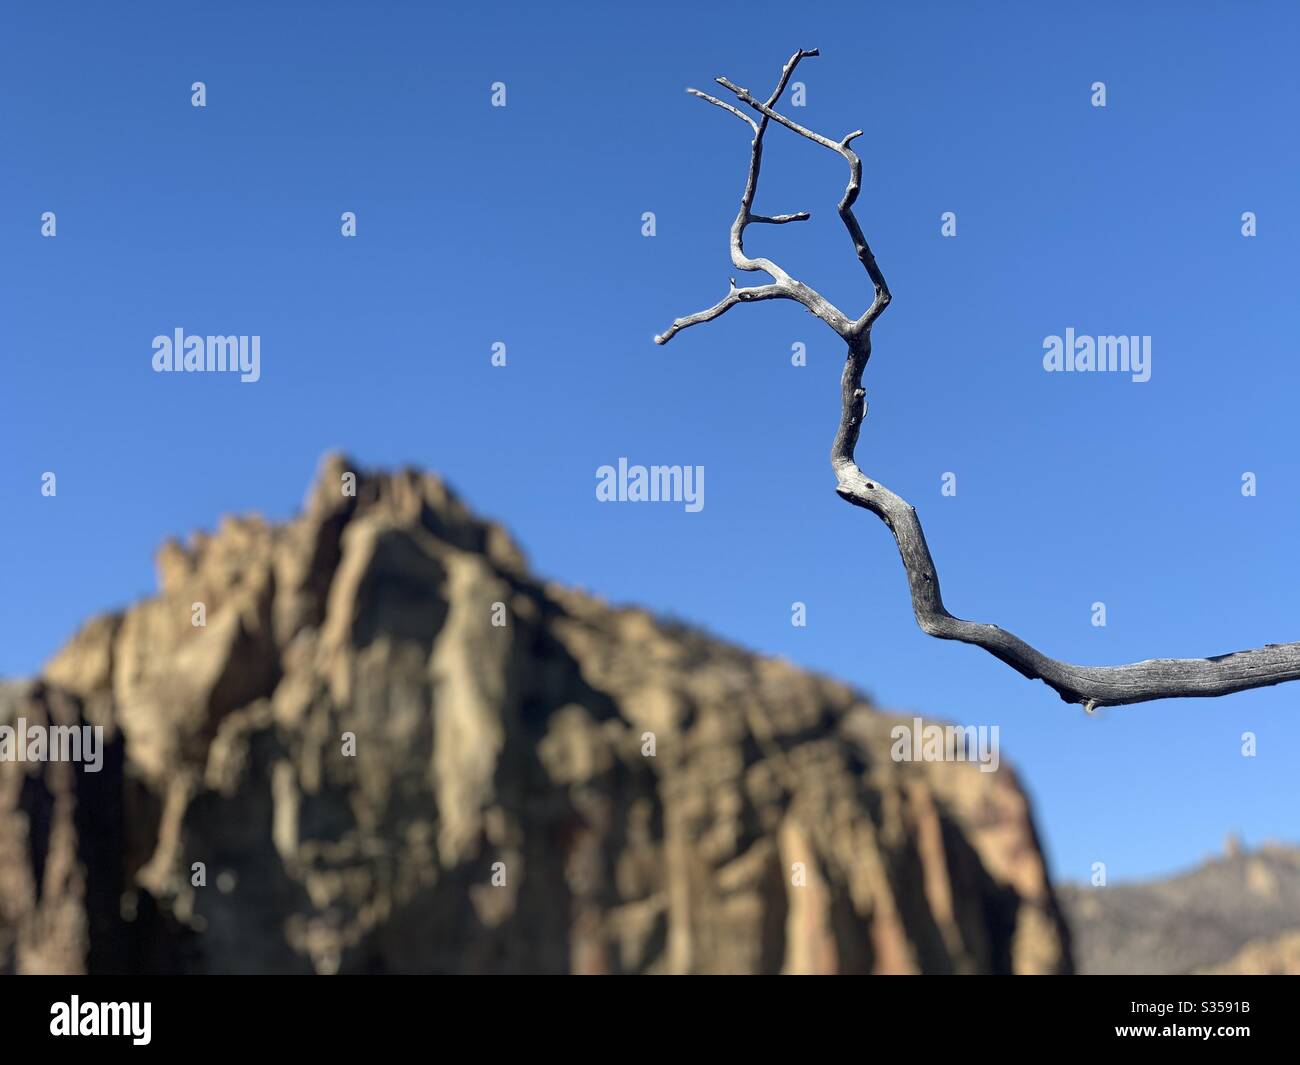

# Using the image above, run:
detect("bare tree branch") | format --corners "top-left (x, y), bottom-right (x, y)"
top-left (654, 280), bottom-right (788, 345)
top-left (832, 464), bottom-right (1300, 708)
top-left (750, 212), bottom-right (810, 225)
top-left (657, 48), bottom-right (856, 345)
top-left (713, 76), bottom-right (890, 332)
top-left (685, 88), bottom-right (757, 133)
top-left (658, 49), bottom-right (1300, 709)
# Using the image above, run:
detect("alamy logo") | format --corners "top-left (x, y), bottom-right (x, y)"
top-left (0, 718), bottom-right (103, 773)
top-left (890, 716), bottom-right (1000, 773)
top-left (50, 996), bottom-right (151, 1045)
top-left (152, 328), bottom-right (261, 382)
top-left (595, 457), bottom-right (704, 512)
top-left (1042, 328), bottom-right (1150, 382)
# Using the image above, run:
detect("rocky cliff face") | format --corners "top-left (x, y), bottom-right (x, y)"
top-left (0, 456), bottom-right (1070, 974)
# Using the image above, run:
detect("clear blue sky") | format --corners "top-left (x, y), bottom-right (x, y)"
top-left (3, 0), bottom-right (1298, 883)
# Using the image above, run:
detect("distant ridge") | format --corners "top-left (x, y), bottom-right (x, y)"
top-left (1059, 843), bottom-right (1300, 974)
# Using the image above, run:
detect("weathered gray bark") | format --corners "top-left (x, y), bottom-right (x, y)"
top-left (657, 49), bottom-right (1300, 709)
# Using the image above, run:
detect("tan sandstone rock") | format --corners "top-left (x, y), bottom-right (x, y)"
top-left (0, 456), bottom-right (1070, 974)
